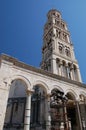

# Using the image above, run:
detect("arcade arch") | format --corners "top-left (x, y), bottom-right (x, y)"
top-left (4, 78), bottom-right (30, 130)
top-left (10, 75), bottom-right (32, 90)
top-left (33, 80), bottom-right (49, 93)
top-left (51, 85), bottom-right (64, 93)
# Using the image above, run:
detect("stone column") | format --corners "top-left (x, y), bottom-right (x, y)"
top-left (51, 58), bottom-right (57, 74)
top-left (46, 94), bottom-right (51, 130)
top-left (67, 34), bottom-right (70, 43)
top-left (66, 64), bottom-right (71, 79)
top-left (71, 45), bottom-right (75, 59)
top-left (64, 104), bottom-right (69, 130)
top-left (70, 64), bottom-right (74, 80)
top-left (68, 120), bottom-right (72, 130)
top-left (66, 64), bottom-right (69, 78)
top-left (59, 60), bottom-right (63, 76)
top-left (60, 122), bottom-right (64, 130)
top-left (64, 63), bottom-right (68, 78)
top-left (76, 67), bottom-right (82, 82)
top-left (24, 90), bottom-right (33, 130)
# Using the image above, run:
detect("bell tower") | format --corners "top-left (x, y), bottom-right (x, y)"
top-left (41, 9), bottom-right (82, 82)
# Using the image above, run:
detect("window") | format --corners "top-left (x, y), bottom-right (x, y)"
top-left (65, 47), bottom-right (71, 57)
top-left (56, 30), bottom-right (61, 38)
top-left (56, 58), bottom-right (60, 75)
top-left (59, 46), bottom-right (63, 53)
top-left (62, 62), bottom-right (67, 77)
top-left (58, 42), bottom-right (63, 54)
top-left (52, 12), bottom-right (55, 16)
top-left (47, 59), bottom-right (51, 71)
top-left (63, 33), bottom-right (68, 42)
top-left (67, 64), bottom-right (71, 79)
top-left (55, 20), bottom-right (60, 26)
top-left (61, 23), bottom-right (65, 29)
top-left (73, 65), bottom-right (78, 81)
top-left (67, 67), bottom-right (71, 79)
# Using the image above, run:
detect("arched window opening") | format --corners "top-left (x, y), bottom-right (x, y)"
top-left (62, 33), bottom-right (68, 42)
top-left (57, 14), bottom-right (60, 18)
top-left (73, 65), bottom-right (78, 81)
top-left (56, 58), bottom-right (60, 75)
top-left (62, 61), bottom-right (67, 77)
top-left (52, 12), bottom-right (55, 16)
top-left (47, 59), bottom-right (51, 72)
top-left (61, 22), bottom-right (65, 29)
top-left (58, 42), bottom-right (63, 54)
top-left (4, 79), bottom-right (27, 130)
top-left (65, 47), bottom-right (71, 57)
top-left (55, 19), bottom-right (60, 27)
top-left (56, 30), bottom-right (61, 38)
top-left (67, 63), bottom-right (71, 79)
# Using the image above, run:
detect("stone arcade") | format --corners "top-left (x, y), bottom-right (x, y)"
top-left (0, 9), bottom-right (86, 130)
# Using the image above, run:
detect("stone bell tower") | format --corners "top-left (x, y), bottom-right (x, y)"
top-left (41, 9), bottom-right (82, 82)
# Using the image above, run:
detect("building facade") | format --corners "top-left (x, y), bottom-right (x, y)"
top-left (0, 9), bottom-right (86, 130)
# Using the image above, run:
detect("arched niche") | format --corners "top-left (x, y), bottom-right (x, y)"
top-left (66, 92), bottom-right (78, 130)
top-left (66, 92), bottom-right (76, 100)
top-left (9, 79), bottom-right (27, 98)
top-left (65, 89), bottom-right (77, 100)
top-left (51, 85), bottom-right (64, 93)
top-left (4, 79), bottom-right (28, 130)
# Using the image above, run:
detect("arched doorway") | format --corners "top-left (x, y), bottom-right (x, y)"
top-left (30, 85), bottom-right (47, 130)
top-left (4, 79), bottom-right (27, 130)
top-left (66, 92), bottom-right (78, 130)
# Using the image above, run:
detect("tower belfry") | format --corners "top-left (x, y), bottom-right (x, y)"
top-left (41, 9), bottom-right (82, 82)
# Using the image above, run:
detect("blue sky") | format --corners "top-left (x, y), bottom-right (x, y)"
top-left (0, 0), bottom-right (86, 83)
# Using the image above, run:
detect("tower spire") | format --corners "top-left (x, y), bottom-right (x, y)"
top-left (41, 9), bottom-right (82, 82)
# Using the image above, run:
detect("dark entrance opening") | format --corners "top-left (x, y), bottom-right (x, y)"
top-left (67, 105), bottom-right (77, 130)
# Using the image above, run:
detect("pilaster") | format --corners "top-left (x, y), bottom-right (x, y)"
top-left (59, 60), bottom-right (63, 76)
